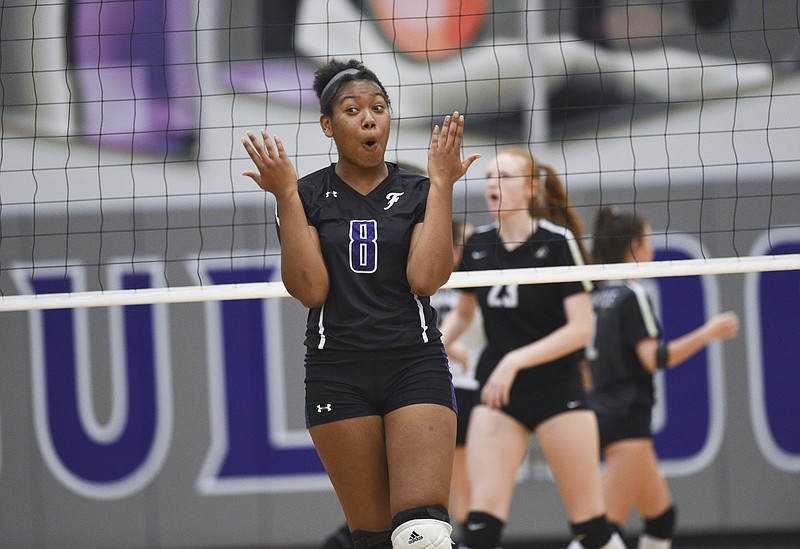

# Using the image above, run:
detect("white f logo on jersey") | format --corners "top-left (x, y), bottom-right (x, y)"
top-left (384, 192), bottom-right (404, 210)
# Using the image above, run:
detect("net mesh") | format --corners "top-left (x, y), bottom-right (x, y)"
top-left (1, 0), bottom-right (799, 310)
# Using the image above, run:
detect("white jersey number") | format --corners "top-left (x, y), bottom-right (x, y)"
top-left (487, 284), bottom-right (519, 308)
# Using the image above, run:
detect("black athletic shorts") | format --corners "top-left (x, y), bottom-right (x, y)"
top-left (304, 344), bottom-right (457, 428)
top-left (454, 387), bottom-right (479, 445)
top-left (501, 369), bottom-right (589, 432)
top-left (596, 406), bottom-right (653, 449)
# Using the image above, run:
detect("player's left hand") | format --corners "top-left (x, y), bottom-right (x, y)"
top-left (427, 111), bottom-right (480, 189)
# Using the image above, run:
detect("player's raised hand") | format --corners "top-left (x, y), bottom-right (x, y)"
top-left (242, 130), bottom-right (298, 200)
top-left (428, 111), bottom-right (480, 189)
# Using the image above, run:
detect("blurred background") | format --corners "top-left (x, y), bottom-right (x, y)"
top-left (1, 1), bottom-right (799, 547)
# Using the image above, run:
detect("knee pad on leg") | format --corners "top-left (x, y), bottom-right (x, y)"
top-left (322, 523), bottom-right (355, 549)
top-left (391, 519), bottom-right (452, 549)
top-left (568, 531), bottom-right (626, 549)
top-left (644, 505), bottom-right (676, 540)
top-left (570, 515), bottom-right (625, 549)
top-left (351, 529), bottom-right (391, 549)
top-left (391, 505), bottom-right (453, 549)
top-left (461, 511), bottom-right (504, 549)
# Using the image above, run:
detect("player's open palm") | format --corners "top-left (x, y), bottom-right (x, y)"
top-left (428, 111), bottom-right (480, 189)
top-left (242, 130), bottom-right (298, 200)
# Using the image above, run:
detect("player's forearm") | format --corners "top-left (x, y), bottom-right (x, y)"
top-left (510, 292), bottom-right (592, 370)
top-left (666, 325), bottom-right (714, 367)
top-left (276, 195), bottom-right (329, 307)
top-left (511, 321), bottom-right (592, 371)
top-left (406, 186), bottom-right (454, 295)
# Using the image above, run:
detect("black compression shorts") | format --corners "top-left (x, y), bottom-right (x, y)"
top-left (304, 344), bottom-right (456, 428)
top-left (454, 387), bottom-right (479, 445)
top-left (501, 369), bottom-right (589, 432)
top-left (596, 406), bottom-right (653, 448)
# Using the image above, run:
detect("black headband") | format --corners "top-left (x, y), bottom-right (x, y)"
top-left (319, 68), bottom-right (361, 105)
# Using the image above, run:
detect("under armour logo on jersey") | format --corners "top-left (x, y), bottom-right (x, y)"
top-left (325, 191), bottom-right (338, 198)
top-left (384, 192), bottom-right (404, 210)
top-left (535, 245), bottom-right (549, 259)
top-left (317, 404), bottom-right (332, 413)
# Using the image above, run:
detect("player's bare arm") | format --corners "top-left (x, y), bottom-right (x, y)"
top-left (407, 112), bottom-right (480, 296)
top-left (636, 310), bottom-right (740, 373)
top-left (242, 130), bottom-right (329, 307)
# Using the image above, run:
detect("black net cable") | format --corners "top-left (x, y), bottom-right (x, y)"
top-left (0, 0), bottom-right (798, 309)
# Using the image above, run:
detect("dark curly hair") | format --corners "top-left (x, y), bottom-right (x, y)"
top-left (313, 58), bottom-right (391, 116)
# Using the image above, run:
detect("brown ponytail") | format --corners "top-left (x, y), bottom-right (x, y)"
top-left (535, 161), bottom-right (591, 263)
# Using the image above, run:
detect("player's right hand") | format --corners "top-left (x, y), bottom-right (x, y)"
top-left (242, 130), bottom-right (299, 200)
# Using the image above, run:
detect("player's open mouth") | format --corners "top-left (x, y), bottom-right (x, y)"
top-left (363, 139), bottom-right (378, 149)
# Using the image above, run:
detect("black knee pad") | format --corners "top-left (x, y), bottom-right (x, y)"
top-left (321, 523), bottom-right (354, 549)
top-left (351, 529), bottom-right (391, 549)
top-left (570, 515), bottom-right (614, 549)
top-left (462, 511), bottom-right (504, 549)
top-left (391, 504), bottom-right (450, 530)
top-left (644, 505), bottom-right (676, 540)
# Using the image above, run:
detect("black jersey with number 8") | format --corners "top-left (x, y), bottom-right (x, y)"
top-left (279, 163), bottom-right (442, 351)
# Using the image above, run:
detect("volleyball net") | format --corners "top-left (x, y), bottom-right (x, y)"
top-left (1, 0), bottom-right (799, 311)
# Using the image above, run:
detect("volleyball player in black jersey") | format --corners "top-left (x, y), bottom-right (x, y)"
top-left (320, 218), bottom-right (484, 549)
top-left (441, 149), bottom-right (624, 549)
top-left (242, 58), bottom-right (479, 549)
top-left (589, 207), bottom-right (739, 549)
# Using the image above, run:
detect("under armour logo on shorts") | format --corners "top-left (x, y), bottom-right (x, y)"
top-left (317, 404), bottom-right (332, 413)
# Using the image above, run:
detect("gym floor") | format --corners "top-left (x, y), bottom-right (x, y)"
top-left (503, 531), bottom-right (800, 548)
top-left (293, 531), bottom-right (800, 549)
